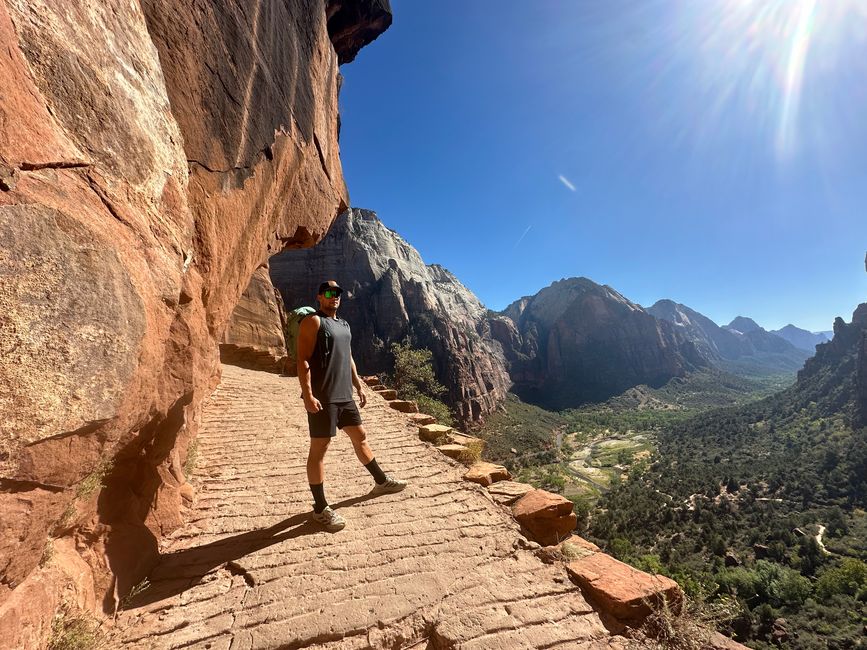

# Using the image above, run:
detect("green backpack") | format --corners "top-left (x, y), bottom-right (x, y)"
top-left (285, 306), bottom-right (317, 362)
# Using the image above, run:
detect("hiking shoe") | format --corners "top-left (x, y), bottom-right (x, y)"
top-left (311, 506), bottom-right (346, 532)
top-left (370, 476), bottom-right (408, 496)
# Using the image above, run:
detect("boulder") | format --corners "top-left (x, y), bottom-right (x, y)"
top-left (487, 481), bottom-right (535, 506)
top-left (418, 424), bottom-right (453, 442)
top-left (406, 413), bottom-right (437, 426)
top-left (566, 553), bottom-right (682, 623)
top-left (389, 400), bottom-right (418, 414)
top-left (463, 462), bottom-right (511, 487)
top-left (512, 490), bottom-right (577, 546)
top-left (374, 389), bottom-right (397, 400)
top-left (436, 444), bottom-right (468, 460)
top-left (448, 432), bottom-right (485, 452)
top-left (361, 375), bottom-right (380, 386)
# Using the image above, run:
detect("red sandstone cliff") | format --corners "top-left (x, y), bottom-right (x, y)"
top-left (0, 0), bottom-right (390, 644)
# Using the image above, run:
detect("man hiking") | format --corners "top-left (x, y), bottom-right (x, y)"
top-left (297, 280), bottom-right (407, 531)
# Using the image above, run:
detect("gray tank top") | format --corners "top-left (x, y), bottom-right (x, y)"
top-left (310, 312), bottom-right (354, 403)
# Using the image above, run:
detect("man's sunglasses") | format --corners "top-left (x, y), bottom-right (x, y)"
top-left (322, 289), bottom-right (342, 299)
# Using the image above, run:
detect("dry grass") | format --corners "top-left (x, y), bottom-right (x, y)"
top-left (48, 608), bottom-right (106, 650)
top-left (458, 439), bottom-right (485, 465)
top-left (183, 438), bottom-right (199, 478)
top-left (627, 593), bottom-right (741, 650)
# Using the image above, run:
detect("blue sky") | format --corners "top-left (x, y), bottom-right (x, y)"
top-left (338, 1), bottom-right (867, 332)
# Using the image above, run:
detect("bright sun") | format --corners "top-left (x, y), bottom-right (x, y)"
top-left (683, 0), bottom-right (867, 159)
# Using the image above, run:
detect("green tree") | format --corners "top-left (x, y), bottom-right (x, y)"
top-left (390, 340), bottom-right (453, 425)
top-left (816, 558), bottom-right (867, 599)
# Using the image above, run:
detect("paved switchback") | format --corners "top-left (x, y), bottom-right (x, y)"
top-left (116, 365), bottom-right (621, 649)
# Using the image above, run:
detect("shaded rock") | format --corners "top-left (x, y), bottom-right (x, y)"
top-left (220, 264), bottom-right (288, 373)
top-left (724, 552), bottom-right (740, 567)
top-left (487, 481), bottom-right (535, 506)
top-left (326, 0), bottom-right (392, 64)
top-left (753, 544), bottom-right (769, 559)
top-left (463, 462), bottom-right (511, 487)
top-left (566, 553), bottom-right (682, 623)
top-left (512, 490), bottom-right (577, 546)
top-left (389, 400), bottom-right (418, 414)
top-left (361, 375), bottom-right (380, 386)
top-left (270, 208), bottom-right (511, 426)
top-left (499, 278), bottom-right (707, 409)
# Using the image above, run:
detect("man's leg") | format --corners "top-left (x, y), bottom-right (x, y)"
top-left (307, 437), bottom-right (331, 512)
top-left (343, 425), bottom-right (374, 465)
top-left (344, 425), bottom-right (406, 493)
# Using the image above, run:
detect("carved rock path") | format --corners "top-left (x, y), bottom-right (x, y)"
top-left (115, 365), bottom-right (621, 649)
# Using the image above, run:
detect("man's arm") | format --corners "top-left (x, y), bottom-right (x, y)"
top-left (350, 356), bottom-right (367, 408)
top-left (297, 315), bottom-right (322, 413)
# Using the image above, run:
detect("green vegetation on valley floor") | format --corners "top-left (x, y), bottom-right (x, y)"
top-left (478, 358), bottom-right (867, 649)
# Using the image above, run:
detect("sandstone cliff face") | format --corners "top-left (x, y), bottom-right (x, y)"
top-left (497, 278), bottom-right (706, 409)
top-left (270, 208), bottom-right (511, 425)
top-left (220, 265), bottom-right (288, 373)
top-left (0, 0), bottom-right (389, 636)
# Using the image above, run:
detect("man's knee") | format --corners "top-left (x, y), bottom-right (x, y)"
top-left (308, 437), bottom-right (331, 458)
top-left (344, 425), bottom-right (367, 445)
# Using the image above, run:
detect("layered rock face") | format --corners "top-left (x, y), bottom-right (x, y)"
top-left (270, 208), bottom-right (511, 425)
top-left (0, 0), bottom-right (389, 636)
top-left (220, 265), bottom-right (288, 373)
top-left (497, 278), bottom-right (706, 409)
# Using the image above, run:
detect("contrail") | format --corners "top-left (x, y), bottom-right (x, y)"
top-left (513, 225), bottom-right (532, 249)
top-left (558, 174), bottom-right (577, 192)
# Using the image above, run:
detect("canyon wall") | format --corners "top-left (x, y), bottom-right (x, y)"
top-left (219, 265), bottom-right (289, 373)
top-left (497, 278), bottom-right (707, 409)
top-left (270, 208), bottom-right (511, 425)
top-left (0, 0), bottom-right (390, 642)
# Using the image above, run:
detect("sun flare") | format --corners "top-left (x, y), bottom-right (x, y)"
top-left (679, 0), bottom-right (867, 159)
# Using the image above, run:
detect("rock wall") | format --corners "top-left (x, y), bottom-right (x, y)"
top-left (220, 265), bottom-right (288, 373)
top-left (497, 278), bottom-right (706, 409)
top-left (0, 0), bottom-right (389, 638)
top-left (270, 208), bottom-right (511, 425)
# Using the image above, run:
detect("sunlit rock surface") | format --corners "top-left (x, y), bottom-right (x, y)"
top-left (0, 0), bottom-right (390, 642)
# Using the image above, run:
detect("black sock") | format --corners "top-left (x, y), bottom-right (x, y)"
top-left (364, 458), bottom-right (387, 485)
top-left (310, 483), bottom-right (328, 513)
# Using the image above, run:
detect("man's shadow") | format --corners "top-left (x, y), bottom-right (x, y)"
top-left (125, 492), bottom-right (379, 608)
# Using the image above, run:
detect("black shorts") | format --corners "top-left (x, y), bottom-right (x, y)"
top-left (307, 401), bottom-right (363, 438)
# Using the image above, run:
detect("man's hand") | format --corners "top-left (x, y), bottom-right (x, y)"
top-left (303, 394), bottom-right (323, 414)
top-left (356, 386), bottom-right (367, 408)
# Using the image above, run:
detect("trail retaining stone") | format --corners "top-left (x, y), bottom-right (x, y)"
top-left (513, 489), bottom-right (578, 546)
top-left (566, 553), bottom-right (682, 623)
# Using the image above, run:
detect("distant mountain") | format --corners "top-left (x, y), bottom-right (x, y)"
top-left (649, 301), bottom-right (811, 376)
top-left (726, 316), bottom-right (762, 334)
top-left (269, 208), bottom-right (511, 425)
top-left (647, 301), bottom-right (753, 361)
top-left (770, 324), bottom-right (832, 352)
top-left (494, 278), bottom-right (707, 409)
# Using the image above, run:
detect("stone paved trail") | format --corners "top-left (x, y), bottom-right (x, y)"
top-left (116, 365), bottom-right (622, 649)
